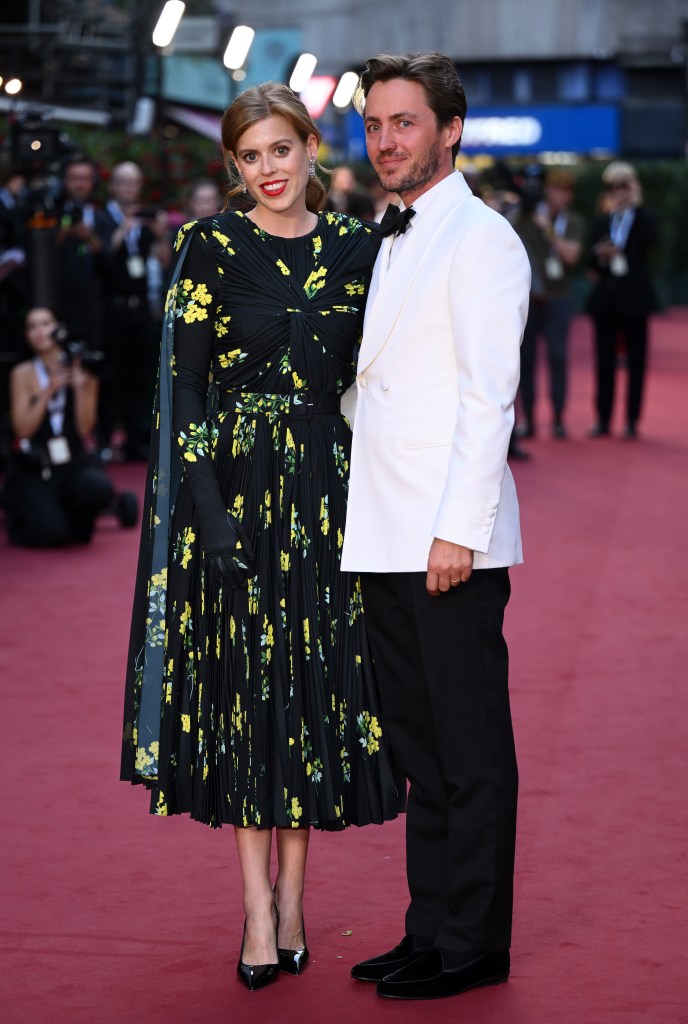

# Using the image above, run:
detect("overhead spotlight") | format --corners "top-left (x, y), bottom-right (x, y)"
top-left (152, 1), bottom-right (186, 49)
top-left (223, 26), bottom-right (255, 70)
top-left (333, 71), bottom-right (359, 109)
top-left (289, 54), bottom-right (317, 93)
top-left (5, 78), bottom-right (23, 95)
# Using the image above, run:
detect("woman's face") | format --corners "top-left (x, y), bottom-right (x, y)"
top-left (188, 182), bottom-right (221, 219)
top-left (230, 114), bottom-right (317, 221)
top-left (25, 308), bottom-right (58, 354)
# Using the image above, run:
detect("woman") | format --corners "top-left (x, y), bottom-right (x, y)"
top-left (120, 83), bottom-right (401, 991)
top-left (5, 306), bottom-right (114, 546)
top-left (586, 161), bottom-right (658, 439)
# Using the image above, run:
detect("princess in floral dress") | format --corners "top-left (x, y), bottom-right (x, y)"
top-left (121, 82), bottom-right (401, 990)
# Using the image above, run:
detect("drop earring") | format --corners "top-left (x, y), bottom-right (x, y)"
top-left (308, 157), bottom-right (316, 178)
top-left (238, 174), bottom-right (247, 194)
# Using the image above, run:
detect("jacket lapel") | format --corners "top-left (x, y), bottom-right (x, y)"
top-left (359, 173), bottom-right (472, 372)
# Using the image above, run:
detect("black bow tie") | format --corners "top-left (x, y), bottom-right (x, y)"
top-left (379, 203), bottom-right (416, 238)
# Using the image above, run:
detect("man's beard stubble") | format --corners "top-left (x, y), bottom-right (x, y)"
top-left (375, 139), bottom-right (442, 198)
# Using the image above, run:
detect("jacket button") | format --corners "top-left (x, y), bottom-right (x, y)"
top-left (359, 376), bottom-right (367, 388)
top-left (380, 380), bottom-right (390, 391)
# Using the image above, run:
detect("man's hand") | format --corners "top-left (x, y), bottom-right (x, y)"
top-left (426, 539), bottom-right (473, 597)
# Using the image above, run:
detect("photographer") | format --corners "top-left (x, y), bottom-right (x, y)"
top-left (56, 156), bottom-right (111, 353)
top-left (4, 306), bottom-right (114, 546)
top-left (586, 162), bottom-right (658, 439)
top-left (102, 161), bottom-right (171, 461)
top-left (510, 169), bottom-right (583, 440)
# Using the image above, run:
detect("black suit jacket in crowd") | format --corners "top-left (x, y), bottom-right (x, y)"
top-left (587, 206), bottom-right (659, 318)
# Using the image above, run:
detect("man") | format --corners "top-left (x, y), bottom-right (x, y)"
top-left (102, 161), bottom-right (170, 459)
top-left (586, 161), bottom-right (657, 439)
top-left (0, 160), bottom-right (28, 465)
top-left (511, 169), bottom-right (583, 440)
top-left (341, 53), bottom-right (530, 1001)
top-left (56, 156), bottom-right (111, 353)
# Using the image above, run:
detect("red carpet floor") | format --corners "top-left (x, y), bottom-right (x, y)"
top-left (1, 313), bottom-right (687, 1024)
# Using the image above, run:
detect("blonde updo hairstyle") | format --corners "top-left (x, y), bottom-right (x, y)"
top-left (221, 82), bottom-right (328, 212)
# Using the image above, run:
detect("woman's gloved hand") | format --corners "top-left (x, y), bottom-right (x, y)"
top-left (205, 514), bottom-right (256, 589)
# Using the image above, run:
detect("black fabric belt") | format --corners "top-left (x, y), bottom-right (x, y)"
top-left (218, 391), bottom-right (341, 419)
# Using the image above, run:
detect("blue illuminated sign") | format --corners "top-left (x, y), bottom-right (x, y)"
top-left (346, 103), bottom-right (619, 158)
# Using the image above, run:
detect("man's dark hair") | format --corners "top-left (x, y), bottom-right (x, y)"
top-left (62, 155), bottom-right (99, 179)
top-left (353, 52), bottom-right (467, 160)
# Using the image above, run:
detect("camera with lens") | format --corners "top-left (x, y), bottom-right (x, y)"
top-left (52, 323), bottom-right (105, 375)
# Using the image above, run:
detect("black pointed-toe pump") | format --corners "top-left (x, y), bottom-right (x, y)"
top-left (236, 920), bottom-right (280, 991)
top-left (273, 889), bottom-right (309, 975)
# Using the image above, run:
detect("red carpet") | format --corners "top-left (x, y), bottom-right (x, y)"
top-left (1, 313), bottom-right (687, 1023)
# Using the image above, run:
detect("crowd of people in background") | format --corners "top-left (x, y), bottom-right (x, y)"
top-left (0, 146), bottom-right (659, 544)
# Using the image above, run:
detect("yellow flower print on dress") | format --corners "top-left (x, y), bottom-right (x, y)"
top-left (183, 304), bottom-right (208, 324)
top-left (357, 711), bottom-right (383, 755)
top-left (290, 796), bottom-right (303, 827)
top-left (173, 222), bottom-right (196, 252)
top-left (218, 348), bottom-right (246, 369)
top-left (303, 266), bottom-right (327, 298)
top-left (216, 315), bottom-right (231, 338)
top-left (181, 713), bottom-right (191, 733)
top-left (212, 229), bottom-right (235, 254)
top-left (320, 495), bottom-right (330, 536)
top-left (171, 277), bottom-right (212, 324)
top-left (179, 602), bottom-right (192, 634)
top-left (135, 746), bottom-right (152, 771)
top-left (177, 421), bottom-right (211, 462)
top-left (191, 282), bottom-right (212, 305)
top-left (276, 259), bottom-right (290, 275)
top-left (176, 527), bottom-right (195, 569)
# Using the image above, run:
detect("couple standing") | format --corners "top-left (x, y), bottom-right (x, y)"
top-left (121, 51), bottom-right (530, 1002)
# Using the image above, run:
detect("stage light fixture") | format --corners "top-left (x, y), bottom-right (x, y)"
top-left (152, 1), bottom-right (186, 49)
top-left (223, 26), bottom-right (255, 70)
top-left (333, 71), bottom-right (359, 108)
top-left (289, 54), bottom-right (317, 93)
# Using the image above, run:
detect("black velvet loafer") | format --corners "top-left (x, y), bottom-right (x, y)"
top-left (376, 948), bottom-right (510, 1000)
top-left (351, 935), bottom-right (427, 982)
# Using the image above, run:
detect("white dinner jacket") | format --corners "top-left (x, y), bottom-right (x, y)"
top-left (341, 171), bottom-right (531, 573)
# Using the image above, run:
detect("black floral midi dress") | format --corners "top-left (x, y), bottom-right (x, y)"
top-left (121, 209), bottom-right (402, 830)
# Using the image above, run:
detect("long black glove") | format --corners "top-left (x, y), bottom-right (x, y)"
top-left (169, 228), bottom-right (256, 589)
top-left (205, 514), bottom-right (256, 589)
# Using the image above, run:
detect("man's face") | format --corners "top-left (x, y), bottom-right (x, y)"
top-left (64, 163), bottom-right (95, 203)
top-left (545, 183), bottom-right (573, 214)
top-left (110, 167), bottom-right (143, 206)
top-left (363, 78), bottom-right (461, 205)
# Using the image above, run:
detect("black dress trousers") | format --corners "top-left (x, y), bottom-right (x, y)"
top-left (361, 568), bottom-right (518, 961)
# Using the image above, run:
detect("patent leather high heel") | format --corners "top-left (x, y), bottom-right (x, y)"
top-left (277, 921), bottom-right (309, 976)
top-left (274, 890), bottom-right (309, 975)
top-left (236, 919), bottom-right (280, 991)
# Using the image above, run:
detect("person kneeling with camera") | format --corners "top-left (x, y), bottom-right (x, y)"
top-left (4, 306), bottom-right (115, 546)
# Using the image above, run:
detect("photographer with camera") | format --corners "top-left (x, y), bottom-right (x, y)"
top-left (509, 168), bottom-right (583, 441)
top-left (3, 306), bottom-right (114, 546)
top-left (56, 156), bottom-right (111, 354)
top-left (102, 161), bottom-right (171, 461)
